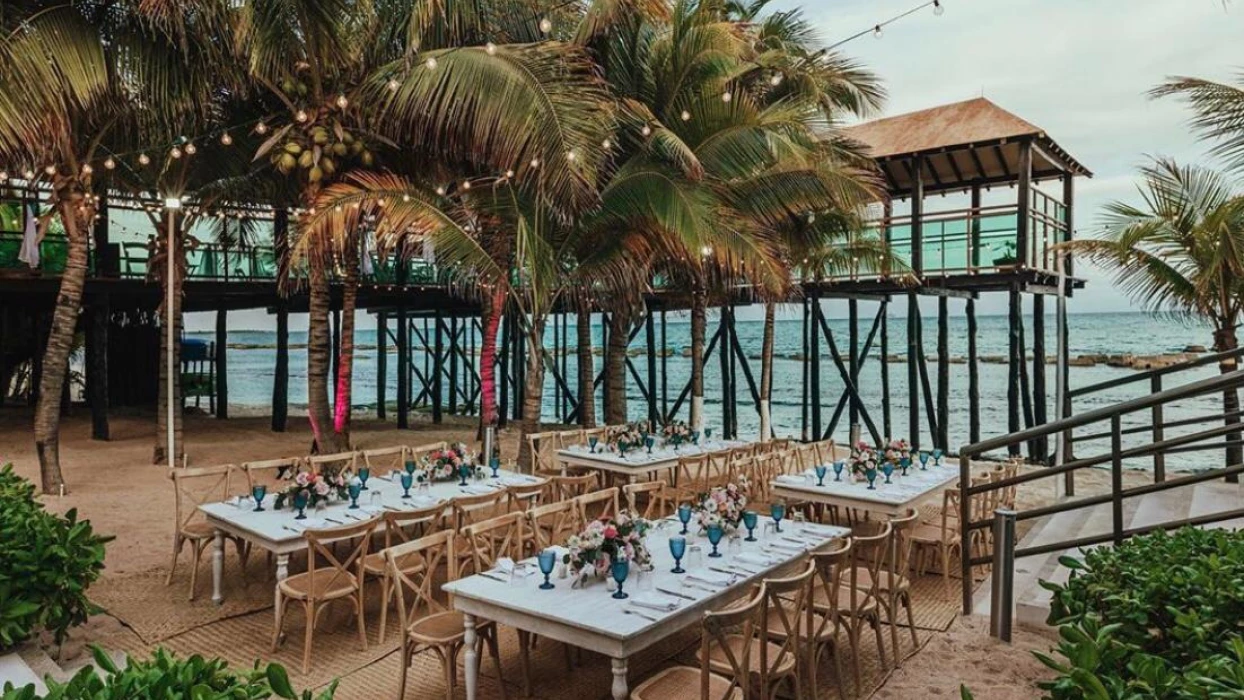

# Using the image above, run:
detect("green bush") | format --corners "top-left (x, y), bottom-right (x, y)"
top-left (0, 647), bottom-right (337, 699)
top-left (1037, 527), bottom-right (1244, 699)
top-left (0, 465), bottom-right (111, 650)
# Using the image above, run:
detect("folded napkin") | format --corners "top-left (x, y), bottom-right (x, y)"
top-left (629, 593), bottom-right (680, 612)
top-left (462, 484), bottom-right (498, 495)
top-left (286, 518), bottom-right (328, 532)
top-left (736, 552), bottom-right (778, 567)
top-left (342, 510), bottom-right (373, 521)
top-left (687, 570), bottom-right (732, 587)
top-left (501, 476), bottom-right (536, 486)
top-left (775, 474), bottom-right (806, 485)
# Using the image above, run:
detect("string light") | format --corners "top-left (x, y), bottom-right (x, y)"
top-left (601, 138), bottom-right (611, 149)
top-left (184, 143), bottom-right (197, 155)
top-left (680, 110), bottom-right (691, 121)
top-left (23, 169), bottom-right (34, 180)
top-left (402, 194), bottom-right (410, 202)
top-left (81, 163), bottom-right (92, 175)
top-left (770, 73), bottom-right (783, 87)
top-left (0, 171), bottom-right (6, 182)
top-left (566, 149), bottom-right (577, 162)
top-left (641, 124), bottom-right (652, 137)
top-left (336, 94), bottom-right (349, 109)
top-left (170, 146), bottom-right (182, 159)
top-left (722, 91), bottom-right (733, 103)
top-left (530, 158), bottom-right (540, 169)
top-left (934, 0), bottom-right (944, 15)
top-left (103, 157), bottom-right (116, 170)
top-left (873, 24), bottom-right (883, 38)
top-left (425, 56), bottom-right (438, 70)
top-left (387, 77), bottom-right (400, 92)
top-left (295, 110), bottom-right (309, 123)
top-left (220, 132), bottom-right (232, 146)
top-left (485, 42), bottom-right (497, 55)
top-left (138, 153), bottom-right (150, 166)
top-left (255, 122), bottom-right (268, 135)
top-left (44, 165), bottom-right (56, 176)
top-left (539, 17), bottom-right (553, 33)
top-left (827, 0), bottom-right (944, 50)
top-left (505, 169), bottom-right (515, 178)
top-left (436, 185), bottom-right (447, 196)
top-left (461, 180), bottom-right (472, 190)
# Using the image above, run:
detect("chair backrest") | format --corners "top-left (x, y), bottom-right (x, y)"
top-left (793, 443), bottom-right (819, 472)
top-left (622, 481), bottom-right (666, 520)
top-left (887, 508), bottom-right (920, 581)
top-left (700, 585), bottom-right (764, 700)
top-left (307, 451), bottom-right (357, 479)
top-left (381, 502), bottom-right (444, 550)
top-left (361, 445), bottom-right (409, 474)
top-left (526, 431), bottom-right (562, 475)
top-left (507, 476), bottom-right (552, 513)
top-left (760, 561), bottom-right (815, 689)
top-left (580, 426), bottom-right (607, 444)
top-left (387, 528), bottom-right (455, 630)
top-left (551, 472), bottom-right (598, 501)
top-left (675, 454), bottom-right (711, 497)
top-left (575, 487), bottom-right (619, 525)
top-left (812, 439), bottom-right (836, 465)
top-left (408, 441), bottom-right (449, 461)
top-left (768, 438), bottom-right (793, 454)
top-left (462, 511), bottom-right (525, 574)
top-left (304, 517), bottom-right (378, 599)
top-left (451, 489), bottom-right (509, 530)
top-left (241, 457), bottom-right (302, 490)
top-left (707, 449), bottom-right (735, 487)
top-left (809, 538), bottom-right (851, 640)
top-left (845, 521), bottom-right (891, 613)
top-left (170, 465), bottom-right (235, 534)
top-left (526, 500), bottom-right (578, 552)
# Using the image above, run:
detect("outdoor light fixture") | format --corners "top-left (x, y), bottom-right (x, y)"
top-left (933, 0), bottom-right (944, 16)
top-left (220, 132), bottom-right (233, 146)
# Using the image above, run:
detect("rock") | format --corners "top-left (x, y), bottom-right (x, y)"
top-left (1184, 344), bottom-right (1207, 353)
top-left (1068, 356), bottom-right (1096, 367)
top-left (980, 355), bottom-right (1006, 364)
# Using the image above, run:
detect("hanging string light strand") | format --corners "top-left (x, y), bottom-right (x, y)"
top-left (827, 0), bottom-right (945, 50)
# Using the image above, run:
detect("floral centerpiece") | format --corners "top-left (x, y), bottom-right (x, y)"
top-left (661, 421), bottom-right (693, 447)
top-left (273, 470), bottom-right (349, 510)
top-left (848, 441), bottom-right (880, 478)
top-left (693, 478), bottom-right (749, 533)
top-left (882, 438), bottom-right (910, 466)
top-left (419, 442), bottom-right (475, 482)
top-left (563, 510), bottom-right (652, 585)
top-left (607, 423), bottom-right (647, 454)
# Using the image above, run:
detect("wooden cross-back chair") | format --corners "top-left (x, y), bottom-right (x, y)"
top-left (525, 430), bottom-right (564, 475)
top-left (306, 450), bottom-right (358, 479)
top-left (241, 456), bottom-right (303, 491)
top-left (365, 503), bottom-right (445, 645)
top-left (633, 585), bottom-right (765, 700)
top-left (549, 472), bottom-right (599, 502)
top-left (675, 453), bottom-right (711, 500)
top-left (623, 481), bottom-right (670, 520)
top-left (828, 521), bottom-right (891, 688)
top-left (408, 441), bottom-right (449, 460)
top-left (272, 517), bottom-right (377, 673)
top-left (526, 500), bottom-right (578, 555)
top-left (793, 443), bottom-right (820, 472)
top-left (388, 529), bottom-right (506, 700)
top-left (706, 449), bottom-right (735, 488)
top-left (807, 539), bottom-right (852, 700)
top-left (575, 487), bottom-right (619, 526)
top-left (876, 509), bottom-right (921, 667)
top-left (167, 465), bottom-right (248, 600)
top-left (812, 440), bottom-right (837, 466)
top-left (752, 561), bottom-right (815, 700)
top-left (360, 445), bottom-right (410, 475)
top-left (506, 476), bottom-right (552, 514)
top-left (580, 426), bottom-right (608, 445)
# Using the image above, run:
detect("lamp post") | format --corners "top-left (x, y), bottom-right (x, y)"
top-left (164, 196), bottom-right (181, 467)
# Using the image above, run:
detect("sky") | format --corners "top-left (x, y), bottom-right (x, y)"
top-left (189, 0), bottom-right (1243, 331)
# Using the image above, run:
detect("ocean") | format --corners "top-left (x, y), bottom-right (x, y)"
top-left (187, 311), bottom-right (1229, 472)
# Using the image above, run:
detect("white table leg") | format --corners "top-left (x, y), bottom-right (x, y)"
top-left (463, 614), bottom-right (479, 700)
top-left (275, 553), bottom-right (290, 580)
top-left (611, 658), bottom-right (628, 700)
top-left (211, 531), bottom-right (224, 605)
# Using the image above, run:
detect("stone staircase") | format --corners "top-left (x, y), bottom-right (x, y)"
top-left (973, 478), bottom-right (1243, 626)
top-left (0, 644), bottom-right (128, 694)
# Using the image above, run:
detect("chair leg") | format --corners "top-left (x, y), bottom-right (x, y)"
top-left (271, 589), bottom-right (286, 652)
top-left (517, 629), bottom-right (532, 697)
top-left (378, 572), bottom-right (391, 645)
top-left (846, 621), bottom-right (863, 697)
top-left (870, 613), bottom-right (888, 670)
top-left (166, 534), bottom-right (183, 586)
top-left (886, 595), bottom-right (901, 668)
top-left (188, 539), bottom-right (205, 601)
top-left (302, 601), bottom-right (315, 674)
top-left (442, 645), bottom-right (457, 700)
top-left (397, 639), bottom-right (410, 699)
top-left (902, 592), bottom-right (919, 651)
top-left (830, 639), bottom-right (848, 700)
top-left (941, 545), bottom-right (953, 600)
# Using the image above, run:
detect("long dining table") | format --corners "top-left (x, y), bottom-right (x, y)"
top-left (198, 468), bottom-right (540, 605)
top-left (556, 439), bottom-right (748, 483)
top-left (770, 461), bottom-right (958, 518)
top-left (443, 517), bottom-right (850, 700)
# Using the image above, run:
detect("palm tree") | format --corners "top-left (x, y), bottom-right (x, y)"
top-left (1153, 73), bottom-right (1244, 173)
top-left (1061, 158), bottom-right (1244, 470)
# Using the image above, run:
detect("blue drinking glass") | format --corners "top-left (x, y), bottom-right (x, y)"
top-left (919, 451), bottom-right (930, 470)
top-left (833, 460), bottom-right (845, 481)
top-left (458, 463), bottom-right (471, 486)
top-left (348, 482), bottom-right (363, 509)
top-left (293, 491), bottom-right (308, 520)
top-left (399, 472), bottom-right (413, 498)
top-left (669, 536), bottom-right (687, 574)
top-left (404, 459), bottom-right (417, 475)
top-left (771, 503), bottom-right (785, 533)
top-left (900, 456), bottom-right (911, 476)
top-left (589, 436), bottom-right (599, 453)
top-left (814, 464), bottom-right (828, 486)
top-left (611, 559), bottom-right (630, 600)
top-left (489, 457), bottom-right (501, 479)
top-left (706, 524), bottom-right (724, 558)
top-left (865, 467), bottom-right (878, 490)
top-left (742, 510), bottom-right (758, 542)
top-left (932, 448), bottom-right (944, 466)
top-left (691, 430), bottom-right (700, 445)
top-left (538, 549), bottom-right (557, 590)
top-left (882, 462), bottom-right (894, 484)
top-left (645, 435), bottom-right (655, 454)
top-left (252, 484), bottom-right (267, 512)
top-left (677, 504), bottom-right (693, 535)
top-left (358, 467), bottom-right (370, 490)
top-left (704, 427), bottom-right (713, 441)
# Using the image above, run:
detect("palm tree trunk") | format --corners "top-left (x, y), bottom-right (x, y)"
top-left (759, 300), bottom-right (776, 441)
top-left (153, 219), bottom-right (184, 465)
top-left (605, 309), bottom-right (630, 425)
top-left (517, 316), bottom-right (547, 471)
top-left (576, 297), bottom-right (596, 428)
top-left (332, 242), bottom-right (358, 446)
top-left (478, 286), bottom-right (505, 436)
top-left (307, 257), bottom-right (341, 453)
top-left (1214, 326), bottom-right (1241, 480)
top-left (33, 197), bottom-right (90, 493)
top-left (689, 290), bottom-right (706, 430)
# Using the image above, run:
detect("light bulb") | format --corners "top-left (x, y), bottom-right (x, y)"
top-left (103, 157), bottom-right (116, 170)
top-left (770, 73), bottom-right (783, 86)
top-left (485, 42), bottom-right (497, 55)
top-left (377, 198), bottom-right (386, 207)
top-left (255, 122), bottom-right (268, 135)
top-left (81, 164), bottom-right (93, 175)
top-left (700, 245), bottom-right (712, 257)
top-left (933, 0), bottom-right (944, 15)
top-left (505, 169), bottom-right (515, 178)
top-left (387, 78), bottom-right (400, 92)
top-left (138, 153), bottom-right (150, 166)
top-left (641, 124), bottom-right (652, 137)
top-left (220, 132), bottom-right (233, 146)
top-left (402, 194), bottom-right (410, 202)
top-left (461, 180), bottom-right (472, 190)
top-left (336, 94), bottom-right (349, 109)
top-left (0, 171), bottom-right (7, 182)
top-left (44, 165), bottom-right (56, 176)
top-left (873, 24), bottom-right (883, 39)
top-left (436, 185), bottom-right (447, 196)
top-left (530, 158), bottom-right (540, 169)
top-left (602, 138), bottom-right (611, 149)
top-left (23, 169), bottom-right (34, 180)
top-left (539, 17), bottom-right (552, 34)
top-left (426, 56), bottom-right (438, 70)
top-left (170, 146), bottom-right (182, 159)
top-left (722, 91), bottom-right (733, 103)
top-left (184, 143), bottom-right (197, 155)
top-left (566, 150), bottom-right (577, 162)
top-left (680, 110), bottom-right (691, 121)
top-left (295, 110), bottom-right (308, 123)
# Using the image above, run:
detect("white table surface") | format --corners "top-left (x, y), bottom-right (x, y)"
top-left (444, 517), bottom-right (849, 700)
top-left (199, 469), bottom-right (537, 604)
top-left (771, 462), bottom-right (957, 517)
top-left (557, 440), bottom-right (745, 481)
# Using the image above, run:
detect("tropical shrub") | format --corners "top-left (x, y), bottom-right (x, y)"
top-left (1037, 527), bottom-right (1244, 698)
top-left (0, 647), bottom-right (337, 699)
top-left (0, 465), bottom-right (111, 650)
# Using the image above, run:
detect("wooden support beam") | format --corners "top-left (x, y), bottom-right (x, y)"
top-left (272, 305), bottom-right (289, 432)
top-left (396, 304), bottom-right (409, 429)
top-left (215, 309), bottom-right (228, 420)
top-left (907, 293), bottom-right (920, 449)
top-left (497, 311), bottom-right (509, 427)
top-left (728, 316), bottom-right (761, 414)
top-left (1033, 294), bottom-right (1048, 462)
top-left (432, 311), bottom-right (444, 423)
top-left (911, 155), bottom-right (925, 276)
top-left (811, 291), bottom-right (823, 439)
top-left (646, 309), bottom-right (658, 426)
top-left (829, 302), bottom-right (883, 435)
top-left (915, 311), bottom-right (939, 444)
top-left (666, 326), bottom-right (720, 424)
top-left (88, 295), bottom-right (109, 440)
top-left (967, 298), bottom-right (980, 445)
top-left (881, 301), bottom-right (891, 439)
top-left (661, 310), bottom-right (669, 419)
top-left (970, 184), bottom-right (982, 270)
top-left (917, 286), bottom-right (977, 299)
top-left (968, 148), bottom-right (988, 181)
top-left (848, 299), bottom-right (859, 428)
top-left (1062, 172), bottom-right (1076, 278)
top-left (936, 297), bottom-right (949, 449)
top-left (1007, 285), bottom-right (1022, 456)
top-left (331, 308), bottom-right (341, 391)
top-left (801, 298), bottom-right (810, 441)
top-left (448, 316), bottom-right (459, 414)
top-left (1017, 139), bottom-right (1034, 267)
top-left (377, 312), bottom-right (387, 421)
top-left (1017, 295), bottom-right (1036, 459)
top-left (719, 305), bottom-right (733, 437)
top-left (816, 312), bottom-right (882, 445)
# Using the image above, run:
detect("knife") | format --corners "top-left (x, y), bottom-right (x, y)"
top-left (657, 587), bottom-right (696, 601)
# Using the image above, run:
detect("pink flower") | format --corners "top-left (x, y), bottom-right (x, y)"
top-left (315, 481), bottom-right (331, 496)
top-left (603, 525), bottom-right (618, 539)
top-left (295, 472), bottom-right (310, 486)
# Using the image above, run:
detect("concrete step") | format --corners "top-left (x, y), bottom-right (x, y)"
top-left (0, 653), bottom-right (45, 695)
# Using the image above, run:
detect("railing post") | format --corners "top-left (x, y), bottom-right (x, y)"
top-left (1151, 375), bottom-right (1165, 483)
top-left (960, 453), bottom-right (974, 614)
top-left (1111, 414), bottom-right (1124, 546)
top-left (989, 508), bottom-right (1017, 642)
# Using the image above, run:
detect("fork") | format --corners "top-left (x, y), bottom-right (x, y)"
top-left (624, 608), bottom-right (658, 622)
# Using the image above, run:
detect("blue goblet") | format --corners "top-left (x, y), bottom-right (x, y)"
top-left (833, 460), bottom-right (845, 482)
top-left (706, 524), bottom-right (724, 558)
top-left (645, 435), bottom-right (655, 454)
top-left (669, 535), bottom-right (687, 574)
top-left (589, 436), bottom-right (599, 453)
top-left (537, 549), bottom-right (557, 590)
top-left (864, 467), bottom-right (878, 490)
top-left (404, 459), bottom-right (417, 475)
top-left (458, 463), bottom-right (471, 487)
top-left (704, 427), bottom-right (713, 441)
top-left (293, 491), bottom-right (308, 520)
top-left (252, 484), bottom-right (267, 512)
top-left (919, 451), bottom-right (931, 470)
top-left (742, 510), bottom-right (758, 542)
top-left (611, 559), bottom-right (630, 600)
top-left (489, 457), bottom-right (501, 479)
top-left (882, 462), bottom-right (894, 484)
top-left (677, 504), bottom-right (693, 535)
top-left (814, 464), bottom-right (828, 486)
top-left (932, 448), bottom-right (944, 466)
top-left (348, 482), bottom-right (363, 509)
top-left (358, 467), bottom-right (370, 490)
top-left (691, 430), bottom-right (700, 445)
top-left (399, 472), bottom-right (413, 498)
top-left (900, 456), bottom-right (911, 476)
top-left (771, 503), bottom-right (786, 533)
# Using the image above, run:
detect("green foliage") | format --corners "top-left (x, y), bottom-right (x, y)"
top-left (0, 465), bottom-right (111, 650)
top-left (1037, 527), bottom-right (1244, 699)
top-left (0, 647), bottom-right (337, 700)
